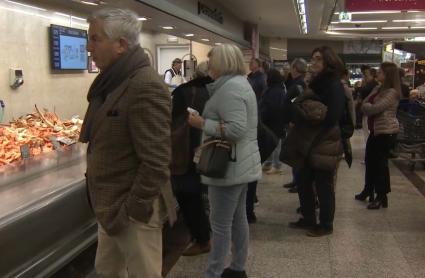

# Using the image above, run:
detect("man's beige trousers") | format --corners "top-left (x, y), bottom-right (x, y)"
top-left (95, 199), bottom-right (164, 278)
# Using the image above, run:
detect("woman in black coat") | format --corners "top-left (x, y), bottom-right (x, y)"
top-left (171, 62), bottom-right (212, 255)
top-left (259, 69), bottom-right (286, 173)
top-left (288, 46), bottom-right (346, 237)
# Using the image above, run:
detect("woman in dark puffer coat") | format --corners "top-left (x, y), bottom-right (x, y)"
top-left (285, 46), bottom-right (345, 237)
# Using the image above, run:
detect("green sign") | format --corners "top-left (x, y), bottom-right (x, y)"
top-left (339, 12), bottom-right (352, 23)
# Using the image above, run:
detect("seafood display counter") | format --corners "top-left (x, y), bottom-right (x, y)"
top-left (0, 144), bottom-right (96, 278)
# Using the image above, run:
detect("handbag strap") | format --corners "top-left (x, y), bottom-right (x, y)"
top-left (219, 120), bottom-right (225, 138)
top-left (218, 120), bottom-right (237, 162)
top-left (198, 139), bottom-right (232, 150)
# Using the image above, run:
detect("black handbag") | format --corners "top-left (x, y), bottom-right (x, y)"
top-left (257, 122), bottom-right (278, 163)
top-left (195, 121), bottom-right (234, 178)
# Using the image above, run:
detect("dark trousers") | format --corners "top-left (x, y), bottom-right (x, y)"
top-left (298, 167), bottom-right (336, 230)
top-left (172, 175), bottom-right (210, 245)
top-left (365, 134), bottom-right (396, 196)
top-left (292, 168), bottom-right (300, 184)
top-left (246, 181), bottom-right (258, 215)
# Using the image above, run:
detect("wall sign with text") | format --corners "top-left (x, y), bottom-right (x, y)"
top-left (198, 2), bottom-right (223, 24)
top-left (346, 0), bottom-right (425, 11)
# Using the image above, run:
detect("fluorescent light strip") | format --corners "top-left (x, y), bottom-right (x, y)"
top-left (80, 1), bottom-right (98, 5)
top-left (5, 0), bottom-right (47, 11)
top-left (335, 11), bottom-right (401, 15)
top-left (411, 26), bottom-right (425, 29)
top-left (393, 19), bottom-right (425, 23)
top-left (54, 12), bottom-right (71, 18)
top-left (296, 0), bottom-right (308, 34)
top-left (326, 31), bottom-right (341, 35)
top-left (382, 26), bottom-right (409, 30)
top-left (71, 15), bottom-right (86, 21)
top-left (201, 38), bottom-right (210, 42)
top-left (185, 33), bottom-right (194, 37)
top-left (406, 37), bottom-right (425, 41)
top-left (72, 22), bottom-right (89, 28)
top-left (270, 47), bottom-right (288, 52)
top-left (162, 26), bottom-right (174, 30)
top-left (138, 17), bottom-right (148, 21)
top-left (331, 20), bottom-right (387, 24)
top-left (0, 6), bottom-right (51, 19)
top-left (332, 27), bottom-right (378, 30)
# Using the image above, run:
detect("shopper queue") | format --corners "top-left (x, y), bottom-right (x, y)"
top-left (79, 7), bottom-right (404, 278)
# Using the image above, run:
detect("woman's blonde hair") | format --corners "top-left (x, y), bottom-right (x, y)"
top-left (208, 44), bottom-right (246, 77)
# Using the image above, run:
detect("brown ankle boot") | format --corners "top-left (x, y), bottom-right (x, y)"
top-left (182, 241), bottom-right (211, 256)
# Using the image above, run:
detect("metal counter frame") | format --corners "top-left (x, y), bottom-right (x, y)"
top-left (0, 144), bottom-right (96, 278)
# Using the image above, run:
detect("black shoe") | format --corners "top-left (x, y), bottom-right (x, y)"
top-left (367, 195), bottom-right (388, 209)
top-left (355, 189), bottom-right (375, 202)
top-left (289, 218), bottom-right (316, 230)
top-left (306, 226), bottom-right (333, 237)
top-left (221, 268), bottom-right (248, 278)
top-left (247, 212), bottom-right (257, 224)
top-left (288, 187), bottom-right (298, 193)
top-left (388, 149), bottom-right (399, 159)
top-left (283, 182), bottom-right (296, 189)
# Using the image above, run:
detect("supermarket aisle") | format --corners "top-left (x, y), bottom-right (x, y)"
top-left (167, 130), bottom-right (425, 278)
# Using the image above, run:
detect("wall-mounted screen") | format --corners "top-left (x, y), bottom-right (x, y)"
top-left (50, 25), bottom-right (88, 70)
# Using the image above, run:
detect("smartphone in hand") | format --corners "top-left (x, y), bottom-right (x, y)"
top-left (187, 107), bottom-right (199, 116)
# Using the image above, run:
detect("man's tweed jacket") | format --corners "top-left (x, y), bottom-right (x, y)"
top-left (85, 64), bottom-right (176, 235)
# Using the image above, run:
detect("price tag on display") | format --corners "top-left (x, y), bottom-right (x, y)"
top-left (49, 135), bottom-right (63, 151)
top-left (20, 144), bottom-right (30, 159)
top-left (56, 136), bottom-right (75, 146)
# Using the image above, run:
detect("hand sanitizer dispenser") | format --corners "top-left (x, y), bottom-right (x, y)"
top-left (9, 68), bottom-right (24, 89)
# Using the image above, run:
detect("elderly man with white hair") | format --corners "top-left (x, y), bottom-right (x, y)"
top-left (79, 8), bottom-right (176, 277)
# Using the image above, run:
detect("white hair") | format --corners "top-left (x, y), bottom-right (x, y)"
top-left (88, 8), bottom-right (141, 49)
top-left (291, 58), bottom-right (308, 74)
top-left (193, 61), bottom-right (209, 79)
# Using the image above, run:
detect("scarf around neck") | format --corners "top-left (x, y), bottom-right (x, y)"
top-left (79, 45), bottom-right (150, 143)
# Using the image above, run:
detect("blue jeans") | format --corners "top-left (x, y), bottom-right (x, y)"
top-left (264, 139), bottom-right (282, 168)
top-left (205, 184), bottom-right (249, 278)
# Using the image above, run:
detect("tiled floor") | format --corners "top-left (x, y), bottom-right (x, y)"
top-left (167, 130), bottom-right (425, 278)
